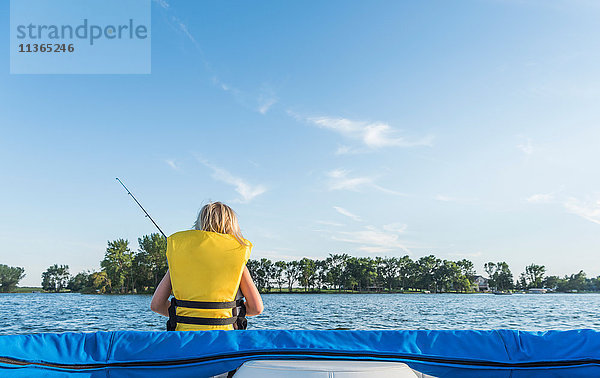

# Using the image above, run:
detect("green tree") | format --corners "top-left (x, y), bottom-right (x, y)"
top-left (484, 262), bottom-right (497, 288)
top-left (246, 258), bottom-right (273, 292)
top-left (359, 257), bottom-right (377, 291)
top-left (325, 253), bottom-right (348, 292)
top-left (495, 262), bottom-right (514, 291)
top-left (259, 258), bottom-right (274, 292)
top-left (397, 256), bottom-right (414, 291)
top-left (137, 233), bottom-right (167, 290)
top-left (273, 261), bottom-right (287, 292)
top-left (484, 262), bottom-right (513, 291)
top-left (0, 265), bottom-right (25, 292)
top-left (90, 271), bottom-right (111, 293)
top-left (379, 257), bottom-right (400, 292)
top-left (67, 271), bottom-right (91, 292)
top-left (562, 270), bottom-right (587, 292)
top-left (101, 239), bottom-right (133, 293)
top-left (314, 260), bottom-right (328, 291)
top-left (416, 255), bottom-right (442, 292)
top-left (544, 275), bottom-right (563, 291)
top-left (299, 258), bottom-right (316, 291)
top-left (246, 259), bottom-right (259, 285)
top-left (284, 260), bottom-right (300, 292)
top-left (454, 259), bottom-right (475, 292)
top-left (524, 264), bottom-right (546, 288)
top-left (41, 264), bottom-right (70, 292)
top-left (457, 259), bottom-right (475, 281)
top-left (131, 249), bottom-right (153, 292)
top-left (344, 257), bottom-right (376, 292)
top-left (436, 260), bottom-right (461, 292)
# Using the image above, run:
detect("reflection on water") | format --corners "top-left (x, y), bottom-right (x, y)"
top-left (2, 292), bottom-right (600, 335)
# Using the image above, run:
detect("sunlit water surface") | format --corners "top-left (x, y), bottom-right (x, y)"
top-left (2, 293), bottom-right (600, 335)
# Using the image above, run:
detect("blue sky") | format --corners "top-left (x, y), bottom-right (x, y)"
top-left (2, 0), bottom-right (600, 286)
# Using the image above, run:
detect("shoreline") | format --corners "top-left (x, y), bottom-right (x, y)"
top-left (5, 288), bottom-right (598, 295)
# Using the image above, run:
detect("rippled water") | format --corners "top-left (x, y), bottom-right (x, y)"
top-left (2, 293), bottom-right (600, 335)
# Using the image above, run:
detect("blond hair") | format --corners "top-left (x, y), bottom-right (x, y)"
top-left (193, 202), bottom-right (247, 246)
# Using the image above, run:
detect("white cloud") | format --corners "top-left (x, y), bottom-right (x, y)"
top-left (199, 160), bottom-right (267, 203)
top-left (165, 159), bottom-right (180, 171)
top-left (315, 220), bottom-right (345, 227)
top-left (156, 2), bottom-right (278, 115)
top-left (327, 169), bottom-right (405, 195)
top-left (328, 169), bottom-right (372, 191)
top-left (434, 194), bottom-right (479, 204)
top-left (517, 137), bottom-right (534, 155)
top-left (526, 193), bottom-right (554, 203)
top-left (564, 197), bottom-right (600, 225)
top-left (214, 77), bottom-right (278, 115)
top-left (308, 116), bottom-right (433, 149)
top-left (257, 85), bottom-right (278, 114)
top-left (332, 224), bottom-right (410, 254)
top-left (258, 97), bottom-right (277, 114)
top-left (153, 0), bottom-right (170, 9)
top-left (435, 194), bottom-right (456, 202)
top-left (334, 145), bottom-right (359, 155)
top-left (382, 223), bottom-right (408, 233)
top-left (333, 206), bottom-right (362, 222)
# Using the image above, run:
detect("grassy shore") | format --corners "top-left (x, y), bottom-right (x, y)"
top-left (6, 286), bottom-right (44, 293)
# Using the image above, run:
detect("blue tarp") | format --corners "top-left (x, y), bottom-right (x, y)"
top-left (1, 330), bottom-right (600, 377)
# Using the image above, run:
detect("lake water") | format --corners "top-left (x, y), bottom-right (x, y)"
top-left (2, 292), bottom-right (600, 335)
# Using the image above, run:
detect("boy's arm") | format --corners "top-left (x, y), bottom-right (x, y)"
top-left (239, 266), bottom-right (264, 316)
top-left (150, 270), bottom-right (172, 317)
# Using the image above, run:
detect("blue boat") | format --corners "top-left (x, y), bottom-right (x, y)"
top-left (1, 329), bottom-right (599, 377)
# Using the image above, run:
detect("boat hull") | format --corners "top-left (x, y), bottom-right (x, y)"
top-left (1, 329), bottom-right (599, 377)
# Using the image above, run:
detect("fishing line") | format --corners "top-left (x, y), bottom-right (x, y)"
top-left (115, 177), bottom-right (167, 240)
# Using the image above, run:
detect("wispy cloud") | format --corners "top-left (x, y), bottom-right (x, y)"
top-left (307, 116), bottom-right (434, 150)
top-left (214, 77), bottom-right (278, 115)
top-left (327, 169), bottom-right (405, 195)
top-left (564, 196), bottom-right (600, 225)
top-left (153, 0), bottom-right (204, 51)
top-left (199, 160), bottom-right (267, 203)
top-left (154, 0), bottom-right (169, 9)
top-left (334, 145), bottom-right (360, 155)
top-left (517, 137), bottom-right (534, 155)
top-left (332, 224), bottom-right (411, 254)
top-left (434, 194), bottom-right (458, 202)
top-left (382, 223), bottom-right (408, 233)
top-left (258, 98), bottom-right (277, 114)
top-left (165, 159), bottom-right (180, 171)
top-left (257, 85), bottom-right (278, 114)
top-left (333, 206), bottom-right (362, 222)
top-left (526, 193), bottom-right (554, 203)
top-left (315, 220), bottom-right (345, 227)
top-left (155, 0), bottom-right (277, 115)
top-left (434, 194), bottom-right (479, 204)
top-left (175, 19), bottom-right (201, 49)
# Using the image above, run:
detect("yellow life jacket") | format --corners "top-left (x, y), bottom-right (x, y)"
top-left (166, 230), bottom-right (252, 331)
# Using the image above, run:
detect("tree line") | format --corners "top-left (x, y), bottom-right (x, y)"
top-left (247, 256), bottom-right (600, 294)
top-left (4, 231), bottom-right (599, 294)
top-left (40, 233), bottom-right (167, 294)
top-left (0, 264), bottom-right (25, 292)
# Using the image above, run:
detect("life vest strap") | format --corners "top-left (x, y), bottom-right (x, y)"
top-left (173, 298), bottom-right (239, 310)
top-left (167, 297), bottom-right (246, 331)
top-left (173, 314), bottom-right (238, 326)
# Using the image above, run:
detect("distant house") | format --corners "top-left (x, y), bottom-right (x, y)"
top-left (366, 285), bottom-right (384, 292)
top-left (472, 276), bottom-right (489, 292)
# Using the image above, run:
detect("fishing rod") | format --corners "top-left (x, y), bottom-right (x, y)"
top-left (115, 177), bottom-right (167, 240)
